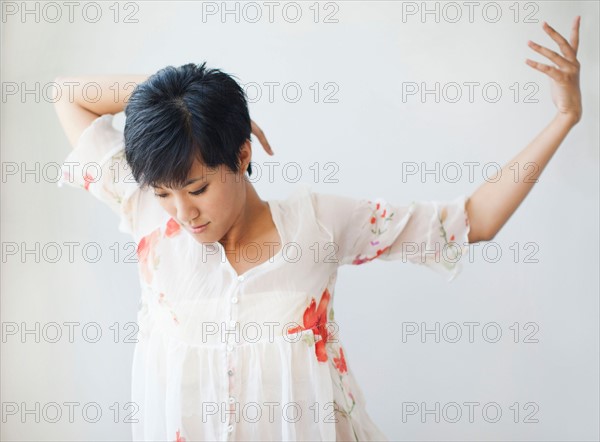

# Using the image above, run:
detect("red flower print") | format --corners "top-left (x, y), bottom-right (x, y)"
top-left (333, 347), bottom-right (347, 374)
top-left (165, 217), bottom-right (181, 238)
top-left (175, 428), bottom-right (186, 442)
top-left (137, 228), bottom-right (159, 262)
top-left (83, 172), bottom-right (94, 191)
top-left (288, 287), bottom-right (331, 362)
top-left (351, 245), bottom-right (391, 265)
top-left (136, 227), bottom-right (161, 284)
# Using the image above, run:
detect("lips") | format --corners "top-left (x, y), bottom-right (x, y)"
top-left (190, 222), bottom-right (209, 228)
top-left (189, 222), bottom-right (210, 231)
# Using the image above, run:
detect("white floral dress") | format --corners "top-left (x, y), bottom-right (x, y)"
top-left (57, 112), bottom-right (471, 441)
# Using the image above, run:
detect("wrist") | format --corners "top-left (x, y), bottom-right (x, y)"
top-left (555, 111), bottom-right (581, 128)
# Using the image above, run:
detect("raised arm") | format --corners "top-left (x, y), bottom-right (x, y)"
top-left (52, 72), bottom-right (275, 155)
top-left (53, 75), bottom-right (149, 148)
top-left (466, 17), bottom-right (582, 242)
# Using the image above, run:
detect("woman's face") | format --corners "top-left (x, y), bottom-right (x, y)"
top-left (151, 145), bottom-right (250, 244)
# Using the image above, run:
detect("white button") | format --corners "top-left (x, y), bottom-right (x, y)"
top-left (228, 396), bottom-right (235, 404)
top-left (226, 344), bottom-right (233, 352)
top-left (227, 425), bottom-right (233, 432)
top-left (237, 275), bottom-right (245, 282)
top-left (231, 297), bottom-right (238, 304)
top-left (227, 369), bottom-right (234, 376)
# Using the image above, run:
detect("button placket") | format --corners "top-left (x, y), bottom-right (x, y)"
top-left (225, 275), bottom-right (244, 434)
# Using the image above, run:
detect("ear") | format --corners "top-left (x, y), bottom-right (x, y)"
top-left (239, 138), bottom-right (252, 170)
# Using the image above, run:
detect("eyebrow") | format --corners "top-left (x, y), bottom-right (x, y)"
top-left (154, 176), bottom-right (205, 189)
top-left (183, 176), bottom-right (205, 186)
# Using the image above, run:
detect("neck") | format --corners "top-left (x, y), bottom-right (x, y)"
top-left (218, 180), bottom-right (267, 251)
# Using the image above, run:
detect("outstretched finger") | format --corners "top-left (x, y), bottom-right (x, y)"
top-left (525, 58), bottom-right (562, 82)
top-left (251, 121), bottom-right (274, 155)
top-left (257, 133), bottom-right (274, 155)
top-left (543, 21), bottom-right (577, 62)
top-left (569, 16), bottom-right (580, 56)
top-left (528, 40), bottom-right (571, 69)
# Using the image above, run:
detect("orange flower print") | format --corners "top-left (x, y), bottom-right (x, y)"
top-left (136, 219), bottom-right (180, 287)
top-left (433, 204), bottom-right (466, 267)
top-left (331, 346), bottom-right (358, 440)
top-left (175, 428), bottom-right (186, 442)
top-left (165, 217), bottom-right (181, 238)
top-left (159, 292), bottom-right (180, 325)
top-left (83, 172), bottom-right (95, 191)
top-left (438, 205), bottom-right (454, 245)
top-left (352, 199), bottom-right (395, 265)
top-left (136, 227), bottom-right (161, 284)
top-left (288, 287), bottom-right (331, 362)
top-left (333, 347), bottom-right (347, 374)
top-left (440, 206), bottom-right (448, 223)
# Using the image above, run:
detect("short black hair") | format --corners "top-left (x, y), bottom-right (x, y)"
top-left (123, 62), bottom-right (252, 190)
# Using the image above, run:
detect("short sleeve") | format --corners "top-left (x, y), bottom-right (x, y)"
top-left (57, 113), bottom-right (140, 236)
top-left (312, 191), bottom-right (471, 282)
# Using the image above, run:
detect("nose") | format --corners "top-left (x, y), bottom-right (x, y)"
top-left (173, 196), bottom-right (200, 224)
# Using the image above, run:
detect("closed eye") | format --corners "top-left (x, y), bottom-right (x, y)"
top-left (191, 185), bottom-right (208, 196)
top-left (153, 185), bottom-right (208, 198)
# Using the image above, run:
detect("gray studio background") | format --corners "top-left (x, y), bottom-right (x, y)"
top-left (2, 1), bottom-right (598, 441)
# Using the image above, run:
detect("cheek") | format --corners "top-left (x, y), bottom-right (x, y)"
top-left (207, 187), bottom-right (240, 219)
top-left (155, 198), bottom-right (187, 222)
top-left (157, 199), bottom-right (176, 215)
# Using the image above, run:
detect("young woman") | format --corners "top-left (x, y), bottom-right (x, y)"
top-left (54, 17), bottom-right (582, 441)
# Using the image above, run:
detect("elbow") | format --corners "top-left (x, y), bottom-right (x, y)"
top-left (467, 224), bottom-right (495, 244)
top-left (53, 76), bottom-right (76, 104)
top-left (481, 226), bottom-right (497, 242)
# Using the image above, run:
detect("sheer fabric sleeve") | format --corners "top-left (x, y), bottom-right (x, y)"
top-left (312, 191), bottom-right (471, 282)
top-left (57, 113), bottom-right (141, 237)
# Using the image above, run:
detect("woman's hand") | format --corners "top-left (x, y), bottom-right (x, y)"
top-left (526, 16), bottom-right (582, 125)
top-left (250, 119), bottom-right (274, 156)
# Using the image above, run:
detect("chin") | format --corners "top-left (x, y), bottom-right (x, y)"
top-left (187, 231), bottom-right (217, 244)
